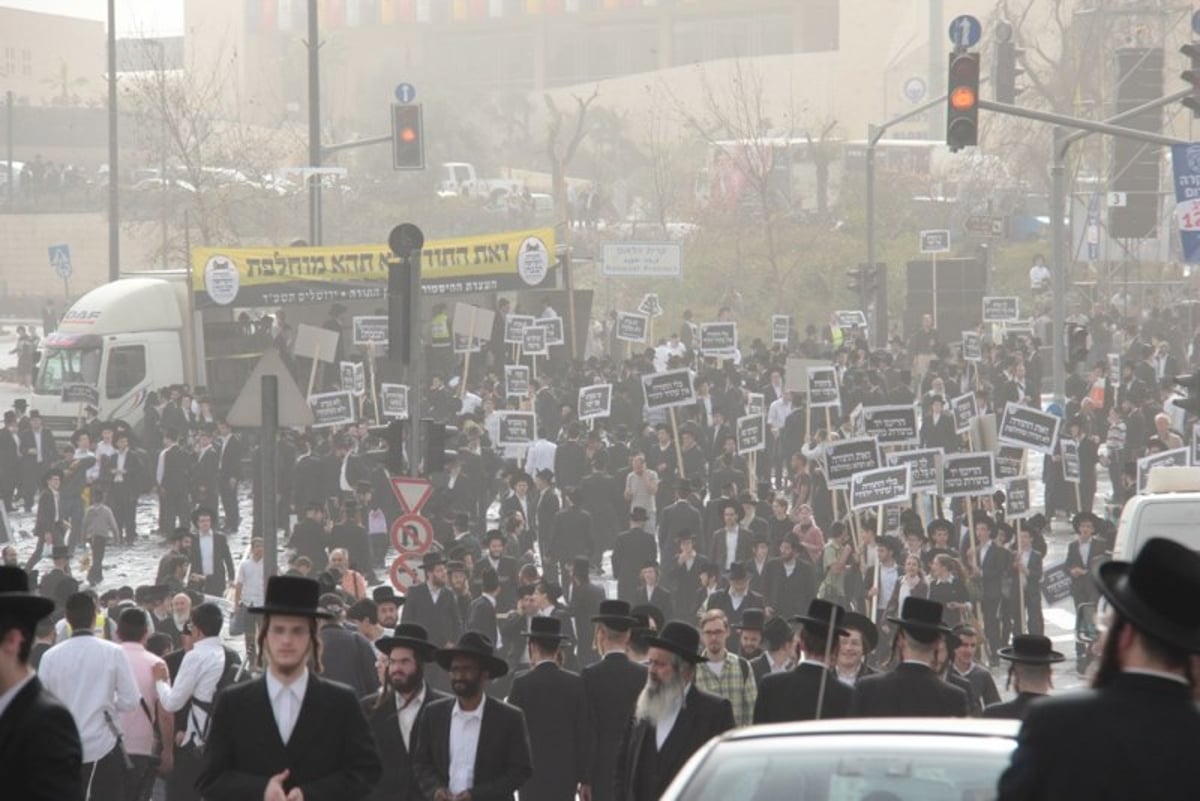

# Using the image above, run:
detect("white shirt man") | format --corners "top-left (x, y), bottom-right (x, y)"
top-left (155, 633), bottom-right (226, 747)
top-left (449, 696), bottom-right (485, 793)
top-left (767, 396), bottom-right (792, 435)
top-left (397, 683), bottom-right (427, 751)
top-left (266, 667), bottom-right (308, 745)
top-left (40, 629), bottom-right (141, 763)
top-left (235, 552), bottom-right (265, 608)
top-left (525, 438), bottom-right (556, 477)
top-left (1029, 260), bottom-right (1050, 291)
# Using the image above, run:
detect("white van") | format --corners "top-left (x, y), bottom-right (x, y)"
top-left (1111, 467), bottom-right (1200, 559)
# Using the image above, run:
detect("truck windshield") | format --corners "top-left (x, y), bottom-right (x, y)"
top-left (35, 346), bottom-right (102, 394)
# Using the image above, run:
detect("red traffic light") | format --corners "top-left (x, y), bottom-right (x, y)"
top-left (950, 86), bottom-right (978, 111)
top-left (400, 127), bottom-right (417, 143)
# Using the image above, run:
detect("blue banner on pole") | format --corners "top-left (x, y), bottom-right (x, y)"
top-left (1170, 143), bottom-right (1200, 263)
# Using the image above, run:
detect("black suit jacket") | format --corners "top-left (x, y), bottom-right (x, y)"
top-left (360, 683), bottom-right (448, 801)
top-left (976, 540), bottom-right (1011, 600)
top-left (292, 453), bottom-right (324, 509)
top-left (198, 674), bottom-right (382, 801)
top-left (0, 675), bottom-right (82, 801)
top-left (753, 662), bottom-right (851, 723)
top-left (849, 662), bottom-right (969, 718)
top-left (998, 673), bottom-right (1200, 801)
top-left (35, 489), bottom-right (61, 537)
top-left (763, 557), bottom-right (817, 619)
top-left (582, 653), bottom-right (647, 801)
top-left (189, 532), bottom-right (236, 595)
top-left (193, 446), bottom-right (220, 504)
top-left (633, 585), bottom-right (674, 620)
top-left (704, 589), bottom-right (766, 627)
top-left (219, 434), bottom-right (245, 481)
top-left (467, 595), bottom-right (502, 645)
top-left (659, 499), bottom-right (704, 556)
top-left (615, 684), bottom-right (735, 801)
top-left (159, 443), bottom-right (191, 497)
top-left (710, 527), bottom-right (753, 575)
top-left (551, 506), bottom-right (593, 563)
top-left (982, 691), bottom-right (1044, 721)
top-left (402, 582), bottom-right (463, 648)
top-left (920, 412), bottom-right (960, 452)
top-left (566, 580), bottom-right (606, 666)
top-left (508, 662), bottom-right (593, 801)
top-left (554, 441), bottom-right (588, 490)
top-left (611, 528), bottom-right (657, 602)
top-left (413, 695), bottom-right (534, 801)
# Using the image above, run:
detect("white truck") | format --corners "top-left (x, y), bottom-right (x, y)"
top-left (32, 271), bottom-right (213, 435)
top-left (438, 162), bottom-right (524, 201)
top-left (1111, 466), bottom-right (1200, 559)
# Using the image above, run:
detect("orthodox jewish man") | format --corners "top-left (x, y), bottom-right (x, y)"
top-left (615, 620), bottom-right (736, 801)
top-left (197, 575), bottom-right (382, 800)
top-left (849, 596), bottom-right (970, 717)
top-left (998, 538), bottom-right (1200, 800)
top-left (413, 631), bottom-right (534, 801)
top-left (0, 565), bottom-right (83, 800)
top-left (753, 598), bottom-right (853, 723)
top-left (982, 634), bottom-right (1064, 720)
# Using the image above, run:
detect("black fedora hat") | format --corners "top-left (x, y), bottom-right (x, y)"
top-left (841, 610), bottom-right (880, 652)
top-left (997, 634), bottom-right (1065, 664)
top-left (735, 608), bottom-right (766, 632)
top-left (376, 622), bottom-right (438, 661)
top-left (521, 615), bottom-right (573, 643)
top-left (420, 552), bottom-right (447, 571)
top-left (791, 598), bottom-right (850, 637)
top-left (1024, 513), bottom-right (1048, 532)
top-left (249, 575), bottom-right (333, 619)
top-left (372, 585), bottom-right (404, 606)
top-left (887, 596), bottom-right (951, 641)
top-left (630, 506), bottom-right (650, 523)
top-left (592, 599), bottom-right (639, 630)
top-left (435, 631), bottom-right (509, 677)
top-left (0, 565), bottom-right (54, 624)
top-left (1094, 537), bottom-right (1200, 652)
top-left (926, 517), bottom-right (953, 536)
top-left (1072, 511), bottom-right (1102, 533)
top-left (641, 620), bottom-right (705, 663)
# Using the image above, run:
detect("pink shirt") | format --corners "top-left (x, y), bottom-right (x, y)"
top-left (119, 640), bottom-right (166, 757)
top-left (795, 523), bottom-right (825, 563)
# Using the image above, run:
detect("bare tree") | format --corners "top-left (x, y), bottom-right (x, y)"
top-left (544, 87), bottom-right (600, 231)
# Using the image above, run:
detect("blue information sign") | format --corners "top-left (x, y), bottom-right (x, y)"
top-left (394, 83), bottom-right (417, 104)
top-left (948, 15), bottom-right (982, 48)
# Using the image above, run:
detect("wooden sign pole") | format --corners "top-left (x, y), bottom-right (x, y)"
top-left (870, 505), bottom-right (884, 621)
top-left (368, 344), bottom-right (381, 426)
top-left (306, 343), bottom-right (323, 399)
top-left (669, 407), bottom-right (686, 480)
top-left (1016, 517), bottom-right (1026, 635)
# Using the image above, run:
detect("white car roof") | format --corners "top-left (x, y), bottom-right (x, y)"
top-left (719, 717), bottom-right (1020, 742)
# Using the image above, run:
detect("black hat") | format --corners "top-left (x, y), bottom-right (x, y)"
top-left (13, 398), bottom-right (27, 409)
top-left (728, 562), bottom-right (748, 581)
top-left (641, 620), bottom-right (705, 663)
top-left (675, 479), bottom-right (693, 494)
top-left (249, 575), bottom-right (333, 619)
top-left (1025, 513), bottom-right (1048, 533)
top-left (877, 535), bottom-right (903, 556)
top-left (191, 506), bottom-right (217, 525)
top-left (762, 616), bottom-right (793, 651)
top-left (521, 615), bottom-right (573, 643)
top-left (1094, 537), bottom-right (1200, 652)
top-left (435, 631), bottom-right (509, 677)
top-left (534, 468), bottom-right (554, 483)
top-left (51, 545), bottom-right (70, 560)
top-left (887, 596), bottom-right (951, 642)
top-left (997, 634), bottom-right (1065, 664)
top-left (420, 552), bottom-right (447, 571)
top-left (484, 529), bottom-right (506, 544)
top-left (453, 512), bottom-right (471, 529)
top-left (791, 598), bottom-right (849, 637)
top-left (675, 528), bottom-right (695, 542)
top-left (509, 472), bottom-right (533, 489)
top-left (372, 585), bottom-right (404, 606)
top-left (717, 498), bottom-right (740, 517)
top-left (841, 611), bottom-right (880, 652)
top-left (592, 599), bottom-right (639, 630)
top-left (738, 492), bottom-right (756, 507)
top-left (572, 557), bottom-right (590, 579)
top-left (376, 622), bottom-right (438, 661)
top-left (631, 603), bottom-right (665, 632)
top-left (0, 565), bottom-right (54, 624)
top-left (736, 609), bottom-right (766, 632)
top-left (1072, 511), bottom-right (1102, 533)
top-left (927, 518), bottom-right (953, 536)
top-left (630, 506), bottom-right (650, 523)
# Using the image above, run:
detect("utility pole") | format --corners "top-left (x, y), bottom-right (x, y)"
top-left (306, 0), bottom-right (323, 246)
top-left (107, 0), bottom-right (119, 282)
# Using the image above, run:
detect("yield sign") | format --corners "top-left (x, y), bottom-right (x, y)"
top-left (390, 476), bottom-right (433, 514)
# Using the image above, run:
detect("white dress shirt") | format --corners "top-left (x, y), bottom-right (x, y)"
top-left (155, 636), bottom-right (226, 747)
top-left (197, 532), bottom-right (215, 575)
top-left (266, 667), bottom-right (310, 745)
top-left (39, 632), bottom-right (141, 762)
top-left (236, 556), bottom-right (265, 607)
top-left (655, 684), bottom-right (690, 749)
top-left (396, 684), bottom-right (426, 751)
top-left (449, 696), bottom-right (486, 794)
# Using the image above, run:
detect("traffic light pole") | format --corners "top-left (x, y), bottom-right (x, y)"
top-left (976, 96), bottom-right (1188, 405)
top-left (306, 0), bottom-right (323, 246)
top-left (866, 92), bottom-right (949, 346)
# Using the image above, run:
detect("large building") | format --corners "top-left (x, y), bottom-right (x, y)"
top-left (0, 7), bottom-right (105, 108)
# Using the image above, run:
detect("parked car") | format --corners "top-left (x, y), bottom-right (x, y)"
top-left (661, 718), bottom-right (1019, 801)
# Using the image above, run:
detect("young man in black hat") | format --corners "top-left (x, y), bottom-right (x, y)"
top-left (968, 514), bottom-right (1010, 665)
top-left (566, 556), bottom-right (606, 667)
top-left (982, 633), bottom-right (1063, 720)
top-left (413, 632), bottom-right (533, 801)
top-left (372, 585), bottom-right (403, 632)
top-left (634, 561), bottom-right (674, 620)
top-left (583, 600), bottom-right (646, 801)
top-left (612, 507), bottom-right (657, 603)
top-left (750, 616), bottom-right (797, 686)
top-left (0, 565), bottom-right (83, 800)
top-left (508, 616), bottom-right (594, 801)
top-left (735, 608), bottom-right (767, 662)
top-left (659, 480), bottom-right (704, 564)
top-left (1065, 510), bottom-right (1107, 670)
top-left (402, 552), bottom-right (464, 648)
top-left (705, 562), bottom-right (765, 628)
top-left (37, 544), bottom-right (78, 611)
top-left (711, 499), bottom-right (753, 575)
top-left (361, 623), bottom-right (447, 801)
top-left (480, 530), bottom-right (519, 611)
top-left (997, 538), bottom-right (1200, 800)
top-left (849, 596), bottom-right (970, 717)
top-left (198, 575), bottom-right (381, 801)
top-left (755, 598), bottom-right (852, 723)
top-left (615, 620), bottom-right (735, 801)
top-left (188, 506), bottom-right (235, 596)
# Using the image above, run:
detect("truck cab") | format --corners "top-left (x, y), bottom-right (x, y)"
top-left (34, 277), bottom-right (192, 435)
top-left (1111, 467), bottom-right (1200, 559)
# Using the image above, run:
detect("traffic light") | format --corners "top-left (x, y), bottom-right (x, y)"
top-left (391, 103), bottom-right (425, 170)
top-left (1172, 371), bottom-right (1200, 416)
top-left (1067, 324), bottom-right (1088, 368)
top-left (1181, 42), bottom-right (1200, 118)
top-left (994, 41), bottom-right (1024, 104)
top-left (946, 52), bottom-right (980, 152)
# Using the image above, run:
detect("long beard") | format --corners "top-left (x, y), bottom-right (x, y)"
top-left (173, 613), bottom-right (189, 628)
top-left (635, 671), bottom-right (685, 727)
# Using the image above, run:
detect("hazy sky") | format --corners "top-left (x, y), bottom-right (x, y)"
top-left (1, 0), bottom-right (184, 37)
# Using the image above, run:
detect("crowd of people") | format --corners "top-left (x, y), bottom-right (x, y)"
top-left (3, 293), bottom-right (1200, 800)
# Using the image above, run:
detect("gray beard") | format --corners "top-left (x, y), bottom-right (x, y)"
top-left (635, 672), bottom-right (686, 727)
top-left (173, 613), bottom-right (189, 628)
